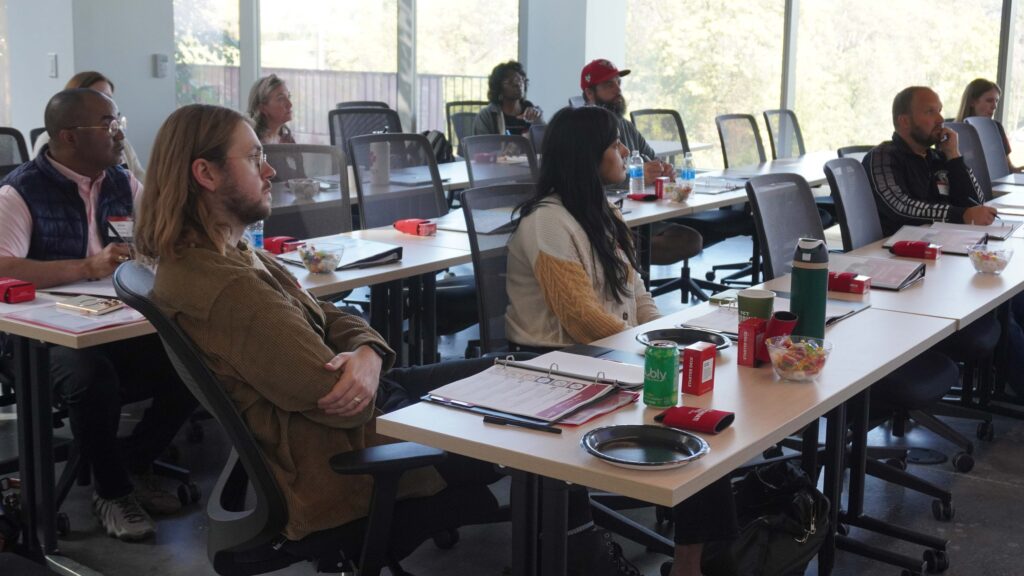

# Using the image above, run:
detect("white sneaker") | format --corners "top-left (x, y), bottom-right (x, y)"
top-left (92, 492), bottom-right (156, 541)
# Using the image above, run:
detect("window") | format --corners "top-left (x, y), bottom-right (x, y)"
top-left (173, 0), bottom-right (241, 109)
top-left (260, 0), bottom-right (397, 144)
top-left (626, 0), bottom-right (784, 168)
top-left (415, 0), bottom-right (519, 133)
top-left (0, 2), bottom-right (8, 126)
top-left (795, 1), bottom-right (1001, 154)
top-left (1004, 8), bottom-right (1024, 168)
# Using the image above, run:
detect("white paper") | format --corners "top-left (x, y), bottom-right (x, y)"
top-left (434, 207), bottom-right (517, 234)
top-left (5, 303), bottom-right (144, 334)
top-left (39, 278), bottom-right (118, 298)
top-left (882, 226), bottom-right (985, 255)
top-left (930, 220), bottom-right (1021, 241)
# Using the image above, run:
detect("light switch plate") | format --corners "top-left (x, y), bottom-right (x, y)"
top-left (48, 53), bottom-right (58, 78)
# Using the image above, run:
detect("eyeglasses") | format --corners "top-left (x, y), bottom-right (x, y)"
top-left (503, 76), bottom-right (528, 87)
top-left (67, 115), bottom-right (127, 137)
top-left (224, 151), bottom-right (268, 171)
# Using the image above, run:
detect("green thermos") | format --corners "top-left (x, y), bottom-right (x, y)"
top-left (790, 238), bottom-right (829, 339)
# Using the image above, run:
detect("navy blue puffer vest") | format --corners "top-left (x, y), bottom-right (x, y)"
top-left (0, 145), bottom-right (133, 261)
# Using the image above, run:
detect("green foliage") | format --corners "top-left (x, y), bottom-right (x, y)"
top-left (173, 0), bottom-right (241, 107)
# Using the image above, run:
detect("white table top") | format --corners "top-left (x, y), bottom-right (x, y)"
top-left (649, 139), bottom-right (714, 158)
top-left (761, 237), bottom-right (1024, 329)
top-left (701, 151), bottom-right (837, 188)
top-left (377, 304), bottom-right (955, 507)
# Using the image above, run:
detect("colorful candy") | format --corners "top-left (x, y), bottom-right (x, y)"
top-left (297, 244), bottom-right (343, 274)
top-left (765, 336), bottom-right (832, 381)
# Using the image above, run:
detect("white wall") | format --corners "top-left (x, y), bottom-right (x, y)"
top-left (521, 0), bottom-right (625, 119)
top-left (7, 0), bottom-right (74, 144)
top-left (72, 0), bottom-right (176, 167)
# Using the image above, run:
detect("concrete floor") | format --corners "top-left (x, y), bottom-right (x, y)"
top-left (4, 235), bottom-right (1024, 576)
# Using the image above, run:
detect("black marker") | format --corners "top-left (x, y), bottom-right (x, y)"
top-left (483, 415), bottom-right (562, 435)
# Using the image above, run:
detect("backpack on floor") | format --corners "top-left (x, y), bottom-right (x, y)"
top-left (702, 460), bottom-right (830, 576)
top-left (421, 130), bottom-right (455, 164)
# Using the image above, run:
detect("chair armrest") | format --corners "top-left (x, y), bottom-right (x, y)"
top-left (329, 442), bottom-right (446, 476)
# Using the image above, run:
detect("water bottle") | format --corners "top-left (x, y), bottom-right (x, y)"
top-left (789, 238), bottom-right (829, 339)
top-left (628, 150), bottom-right (644, 194)
top-left (247, 220), bottom-right (264, 250)
top-left (681, 152), bottom-right (696, 191)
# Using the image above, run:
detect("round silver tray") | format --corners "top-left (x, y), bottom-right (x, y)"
top-left (581, 425), bottom-right (709, 470)
top-left (636, 328), bottom-right (731, 351)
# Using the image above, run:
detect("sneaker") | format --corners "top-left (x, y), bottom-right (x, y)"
top-left (131, 472), bottom-right (182, 515)
top-left (93, 492), bottom-right (156, 541)
top-left (568, 528), bottom-right (644, 576)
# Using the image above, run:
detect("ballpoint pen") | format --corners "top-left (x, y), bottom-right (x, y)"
top-left (483, 415), bottom-right (562, 434)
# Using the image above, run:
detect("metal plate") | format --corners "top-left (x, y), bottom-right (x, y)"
top-left (636, 328), bottom-right (731, 351)
top-left (581, 425), bottom-right (709, 470)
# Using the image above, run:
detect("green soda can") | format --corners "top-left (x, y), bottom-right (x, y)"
top-left (643, 341), bottom-right (680, 408)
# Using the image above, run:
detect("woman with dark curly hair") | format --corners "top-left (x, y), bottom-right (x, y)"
top-left (472, 60), bottom-right (544, 137)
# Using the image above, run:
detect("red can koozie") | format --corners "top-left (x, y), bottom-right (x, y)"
top-left (757, 311), bottom-right (799, 363)
top-left (655, 405), bottom-right (735, 434)
top-left (890, 240), bottom-right (940, 260)
top-left (828, 271), bottom-right (871, 294)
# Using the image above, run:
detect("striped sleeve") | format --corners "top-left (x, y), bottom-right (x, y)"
top-left (865, 145), bottom-right (959, 225)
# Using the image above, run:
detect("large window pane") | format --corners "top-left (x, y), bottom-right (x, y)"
top-left (0, 1), bottom-right (9, 126)
top-left (416, 0), bottom-right (518, 133)
top-left (174, 0), bottom-right (240, 109)
top-left (1005, 7), bottom-right (1024, 168)
top-left (626, 0), bottom-right (784, 168)
top-left (261, 0), bottom-right (397, 144)
top-left (796, 1), bottom-right (1001, 154)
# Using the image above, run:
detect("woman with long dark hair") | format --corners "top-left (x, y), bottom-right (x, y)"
top-left (506, 105), bottom-right (658, 350)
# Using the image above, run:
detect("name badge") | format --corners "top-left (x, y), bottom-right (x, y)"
top-left (936, 171), bottom-right (950, 197)
top-left (107, 216), bottom-right (134, 242)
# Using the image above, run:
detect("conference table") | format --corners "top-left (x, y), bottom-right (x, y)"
top-left (701, 150), bottom-right (836, 188)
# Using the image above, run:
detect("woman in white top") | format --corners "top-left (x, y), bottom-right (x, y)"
top-left (248, 74), bottom-right (295, 145)
top-left (506, 105), bottom-right (660, 350)
top-left (33, 71), bottom-right (145, 182)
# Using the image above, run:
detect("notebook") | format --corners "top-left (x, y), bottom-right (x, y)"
top-left (882, 225), bottom-right (986, 255)
top-left (828, 253), bottom-right (926, 291)
top-left (929, 220), bottom-right (1022, 241)
top-left (434, 208), bottom-right (518, 235)
top-left (277, 237), bottom-right (403, 271)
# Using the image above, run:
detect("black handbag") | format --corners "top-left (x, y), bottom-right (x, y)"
top-left (702, 460), bottom-right (830, 576)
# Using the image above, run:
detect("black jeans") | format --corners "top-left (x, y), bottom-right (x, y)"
top-left (49, 334), bottom-right (198, 499)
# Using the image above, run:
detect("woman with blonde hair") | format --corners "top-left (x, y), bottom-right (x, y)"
top-left (247, 74), bottom-right (295, 144)
top-left (957, 78), bottom-right (1020, 172)
top-left (33, 71), bottom-right (146, 181)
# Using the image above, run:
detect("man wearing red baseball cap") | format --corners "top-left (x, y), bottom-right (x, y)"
top-left (580, 59), bottom-right (674, 185)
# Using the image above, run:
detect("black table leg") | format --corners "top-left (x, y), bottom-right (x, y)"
top-left (28, 340), bottom-right (57, 554)
top-left (539, 478), bottom-right (568, 576)
top-left (510, 470), bottom-right (539, 576)
top-left (408, 278), bottom-right (423, 365)
top-left (638, 225), bottom-right (652, 291)
top-left (11, 335), bottom-right (40, 558)
top-left (818, 404), bottom-right (846, 576)
top-left (421, 273), bottom-right (437, 365)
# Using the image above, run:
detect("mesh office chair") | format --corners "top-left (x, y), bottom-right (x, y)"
top-left (328, 107), bottom-right (403, 162)
top-left (29, 127), bottom-right (46, 149)
top-left (460, 135), bottom-right (538, 188)
top-left (444, 100), bottom-right (488, 157)
top-left (836, 145), bottom-right (873, 162)
top-left (348, 132), bottom-right (477, 339)
top-left (462, 184), bottom-right (533, 355)
top-left (824, 158), bottom-right (996, 473)
top-left (630, 109), bottom-right (691, 160)
top-left (762, 109), bottom-right (806, 160)
top-left (0, 127), bottom-right (29, 177)
top-left (336, 100), bottom-right (390, 109)
top-left (944, 121), bottom-right (995, 201)
top-left (263, 144), bottom-right (353, 239)
top-left (965, 116), bottom-right (1014, 182)
top-left (113, 263), bottom-right (499, 576)
top-left (528, 123), bottom-right (546, 151)
top-left (716, 114), bottom-right (767, 168)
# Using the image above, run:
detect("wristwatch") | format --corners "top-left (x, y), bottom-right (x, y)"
top-left (363, 341), bottom-right (391, 360)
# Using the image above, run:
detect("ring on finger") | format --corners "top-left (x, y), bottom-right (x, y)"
top-left (353, 396), bottom-right (363, 404)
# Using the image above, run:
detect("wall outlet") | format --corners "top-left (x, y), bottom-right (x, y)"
top-left (47, 53), bottom-right (58, 78)
top-left (152, 53), bottom-right (169, 78)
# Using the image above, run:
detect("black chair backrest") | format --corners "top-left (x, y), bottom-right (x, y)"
top-left (461, 134), bottom-right (538, 188)
top-left (836, 145), bottom-right (873, 161)
top-left (965, 116), bottom-right (1012, 181)
top-left (745, 173), bottom-right (825, 281)
top-left (336, 101), bottom-right (390, 109)
top-left (762, 109), bottom-right (806, 159)
top-left (348, 132), bottom-right (448, 229)
top-left (328, 107), bottom-right (403, 155)
top-left (529, 123), bottom-right (546, 152)
top-left (715, 114), bottom-right (766, 168)
top-left (444, 100), bottom-right (488, 154)
top-left (462, 183), bottom-right (535, 354)
top-left (112, 263), bottom-right (288, 572)
top-left (945, 121), bottom-right (993, 201)
top-left (824, 158), bottom-right (883, 251)
top-left (29, 128), bottom-right (46, 149)
top-left (630, 109), bottom-right (691, 156)
top-left (568, 95), bottom-right (586, 108)
top-left (0, 127), bottom-right (29, 166)
top-left (264, 144), bottom-right (353, 237)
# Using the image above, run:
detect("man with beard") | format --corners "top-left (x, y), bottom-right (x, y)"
top-left (864, 86), bottom-right (995, 235)
top-left (580, 59), bottom-right (674, 185)
top-left (0, 89), bottom-right (196, 541)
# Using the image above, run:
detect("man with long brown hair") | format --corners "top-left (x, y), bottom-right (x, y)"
top-left (0, 88), bottom-right (194, 541)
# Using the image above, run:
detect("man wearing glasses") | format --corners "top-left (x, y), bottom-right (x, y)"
top-left (0, 88), bottom-right (196, 541)
top-left (580, 59), bottom-right (674, 185)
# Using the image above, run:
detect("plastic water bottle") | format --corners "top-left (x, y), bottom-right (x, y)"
top-left (628, 150), bottom-right (644, 194)
top-left (789, 238), bottom-right (829, 339)
top-left (247, 220), bottom-right (264, 250)
top-left (681, 152), bottom-right (696, 191)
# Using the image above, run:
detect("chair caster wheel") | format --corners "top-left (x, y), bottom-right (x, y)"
top-left (57, 512), bottom-right (70, 537)
top-left (705, 271), bottom-right (716, 281)
top-left (885, 457), bottom-right (908, 471)
top-left (762, 445), bottom-right (784, 460)
top-left (655, 505), bottom-right (674, 526)
top-left (187, 423), bottom-right (205, 443)
top-left (433, 528), bottom-right (459, 549)
top-left (976, 421), bottom-right (994, 441)
top-left (924, 548), bottom-right (949, 573)
top-left (952, 452), bottom-right (974, 473)
top-left (932, 499), bottom-right (954, 521)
